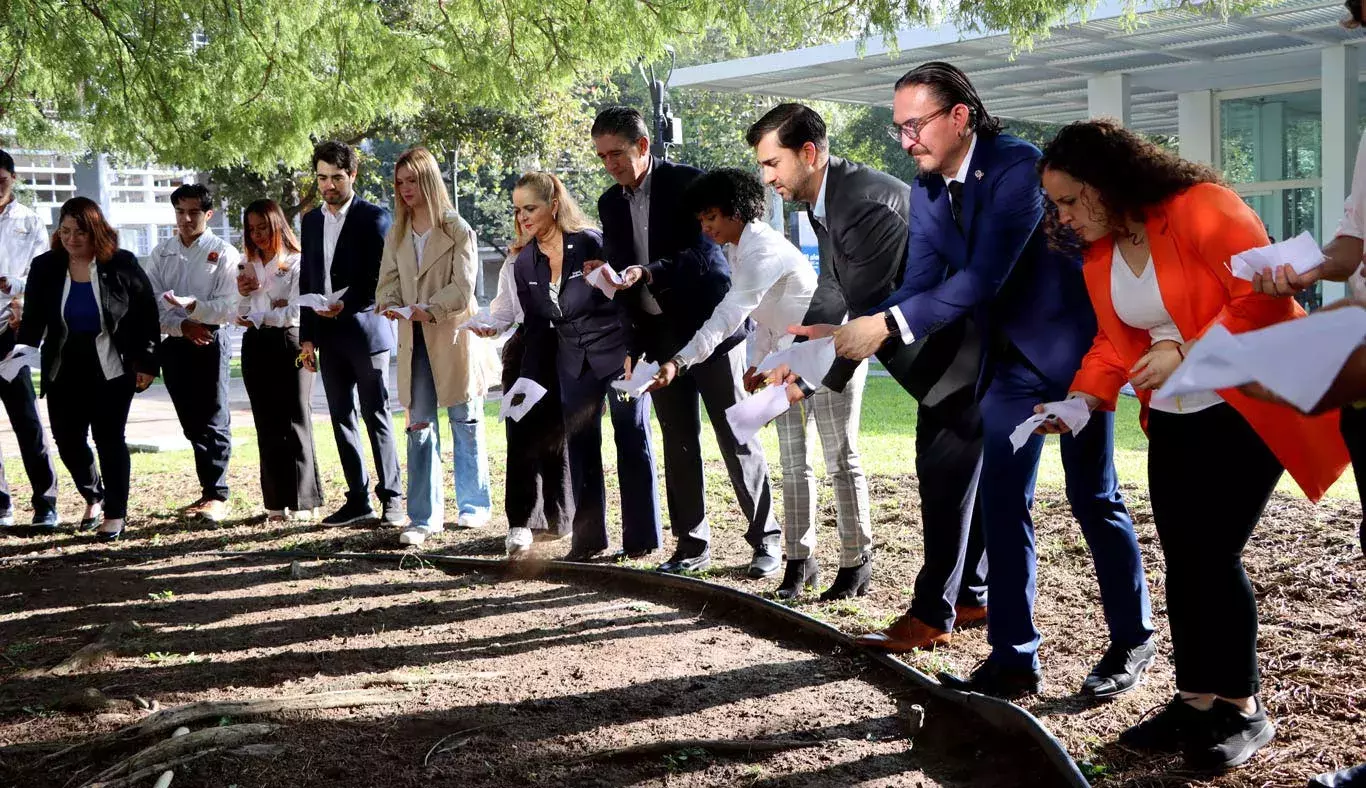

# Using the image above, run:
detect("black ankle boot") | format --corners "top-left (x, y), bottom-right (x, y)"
top-left (774, 558), bottom-right (819, 600)
top-left (819, 553), bottom-right (872, 601)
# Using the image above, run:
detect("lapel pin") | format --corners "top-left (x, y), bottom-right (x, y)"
top-left (974, 170), bottom-right (984, 181)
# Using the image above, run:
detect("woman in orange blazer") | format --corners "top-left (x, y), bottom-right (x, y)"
top-left (1035, 120), bottom-right (1348, 774)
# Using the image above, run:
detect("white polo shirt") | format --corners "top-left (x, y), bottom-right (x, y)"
top-left (0, 199), bottom-right (48, 295)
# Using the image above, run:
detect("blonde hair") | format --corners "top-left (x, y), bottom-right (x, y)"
top-left (511, 172), bottom-right (595, 249)
top-left (392, 146), bottom-right (456, 241)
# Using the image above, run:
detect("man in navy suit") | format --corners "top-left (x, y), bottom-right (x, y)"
top-left (299, 140), bottom-right (404, 527)
top-left (822, 63), bottom-right (1154, 698)
top-left (589, 106), bottom-right (781, 578)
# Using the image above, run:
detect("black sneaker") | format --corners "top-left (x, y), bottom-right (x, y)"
top-left (1118, 693), bottom-right (1207, 753)
top-left (322, 501), bottom-right (376, 526)
top-left (31, 510), bottom-right (61, 530)
top-left (938, 659), bottom-right (1043, 699)
top-left (1184, 697), bottom-right (1274, 772)
top-left (1081, 639), bottom-right (1157, 698)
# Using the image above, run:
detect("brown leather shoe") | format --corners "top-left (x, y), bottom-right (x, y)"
top-left (855, 613), bottom-right (951, 652)
top-left (954, 604), bottom-right (988, 628)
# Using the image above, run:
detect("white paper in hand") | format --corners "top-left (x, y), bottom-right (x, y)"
top-left (457, 306), bottom-right (502, 333)
top-left (1008, 398), bottom-right (1093, 452)
top-left (725, 385), bottom-right (791, 444)
top-left (0, 344), bottom-right (39, 382)
top-left (500, 377), bottom-right (548, 422)
top-left (241, 311), bottom-right (267, 329)
top-left (1230, 232), bottom-right (1324, 281)
top-left (297, 286), bottom-right (348, 312)
top-left (586, 264), bottom-right (625, 299)
top-left (610, 360), bottom-right (660, 399)
top-left (758, 336), bottom-right (837, 387)
top-left (388, 303), bottom-right (428, 320)
top-left (162, 290), bottom-right (195, 309)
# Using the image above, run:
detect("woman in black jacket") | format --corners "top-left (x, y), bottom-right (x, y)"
top-left (13, 197), bottom-right (159, 540)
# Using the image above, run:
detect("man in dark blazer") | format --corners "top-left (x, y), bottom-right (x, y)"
top-left (299, 140), bottom-right (404, 527)
top-left (589, 106), bottom-right (781, 577)
top-left (749, 103), bottom-right (987, 648)
top-left (824, 63), bottom-right (1154, 699)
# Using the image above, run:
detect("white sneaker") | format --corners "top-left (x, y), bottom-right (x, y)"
top-left (0, 510), bottom-right (13, 528)
top-left (457, 511), bottom-right (491, 529)
top-left (506, 527), bottom-right (533, 558)
top-left (399, 524), bottom-right (442, 546)
top-left (289, 507), bottom-right (319, 523)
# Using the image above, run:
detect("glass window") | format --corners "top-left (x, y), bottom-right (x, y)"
top-left (1220, 89), bottom-right (1321, 184)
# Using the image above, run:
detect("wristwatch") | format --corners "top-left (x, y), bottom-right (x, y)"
top-left (883, 309), bottom-right (900, 337)
top-left (794, 377), bottom-right (817, 400)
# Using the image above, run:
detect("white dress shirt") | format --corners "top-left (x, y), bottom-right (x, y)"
top-left (239, 252), bottom-right (303, 328)
top-left (676, 221), bottom-right (817, 367)
top-left (322, 195), bottom-right (354, 295)
top-left (411, 227), bottom-right (431, 270)
top-left (59, 264), bottom-right (125, 380)
top-left (488, 254), bottom-right (524, 328)
top-left (1335, 130), bottom-right (1366, 300)
top-left (145, 229), bottom-right (241, 336)
top-left (810, 162), bottom-right (830, 229)
top-left (0, 199), bottom-right (48, 295)
top-left (1109, 246), bottom-right (1221, 414)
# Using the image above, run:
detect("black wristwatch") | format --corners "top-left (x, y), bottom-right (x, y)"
top-left (883, 309), bottom-right (900, 338)
top-left (795, 377), bottom-right (817, 400)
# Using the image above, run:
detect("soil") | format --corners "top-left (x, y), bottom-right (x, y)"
top-left (2, 461), bottom-right (1363, 787)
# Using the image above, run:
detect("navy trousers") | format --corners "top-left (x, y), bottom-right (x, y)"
top-left (977, 355), bottom-right (1154, 670)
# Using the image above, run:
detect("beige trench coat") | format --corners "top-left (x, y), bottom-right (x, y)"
top-left (376, 211), bottom-right (496, 409)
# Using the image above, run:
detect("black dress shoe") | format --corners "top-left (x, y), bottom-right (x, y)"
top-left (774, 558), bottom-right (820, 600)
top-left (938, 660), bottom-right (1043, 699)
top-left (1081, 638), bottom-right (1157, 698)
top-left (94, 522), bottom-right (125, 542)
top-left (1118, 693), bottom-right (1208, 753)
top-left (563, 546), bottom-right (606, 562)
top-left (657, 550), bottom-right (711, 574)
top-left (746, 547), bottom-right (781, 579)
top-left (819, 553), bottom-right (872, 601)
top-left (1310, 762), bottom-right (1366, 787)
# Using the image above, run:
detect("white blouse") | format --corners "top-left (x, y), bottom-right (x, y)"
top-left (1110, 245), bottom-right (1222, 414)
top-left (238, 252), bottom-right (302, 328)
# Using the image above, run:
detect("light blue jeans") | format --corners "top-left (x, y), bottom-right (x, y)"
top-left (406, 328), bottom-right (491, 528)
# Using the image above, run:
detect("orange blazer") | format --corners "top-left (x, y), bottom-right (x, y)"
top-left (1069, 182), bottom-right (1348, 501)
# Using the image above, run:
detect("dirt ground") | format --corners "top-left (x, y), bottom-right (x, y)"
top-left (1, 462), bottom-right (1363, 787)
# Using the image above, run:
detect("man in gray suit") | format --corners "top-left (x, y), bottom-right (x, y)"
top-left (748, 103), bottom-right (987, 650)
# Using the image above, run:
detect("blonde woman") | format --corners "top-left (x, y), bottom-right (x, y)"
top-left (376, 146), bottom-right (493, 546)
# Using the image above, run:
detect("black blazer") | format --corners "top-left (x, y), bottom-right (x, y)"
top-left (515, 230), bottom-right (630, 382)
top-left (17, 248), bottom-right (159, 394)
top-left (597, 158), bottom-right (741, 363)
top-left (299, 197), bottom-right (395, 355)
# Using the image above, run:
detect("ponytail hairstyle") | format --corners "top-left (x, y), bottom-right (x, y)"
top-left (894, 61), bottom-right (1002, 135)
top-left (510, 172), bottom-right (595, 249)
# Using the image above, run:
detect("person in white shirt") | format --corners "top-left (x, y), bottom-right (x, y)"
top-left (650, 168), bottom-right (873, 599)
top-left (375, 147), bottom-right (494, 547)
top-left (234, 199), bottom-right (323, 524)
top-left (142, 183), bottom-right (240, 522)
top-left (0, 149), bottom-right (60, 528)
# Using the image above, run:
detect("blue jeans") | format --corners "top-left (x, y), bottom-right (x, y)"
top-left (407, 330), bottom-right (491, 528)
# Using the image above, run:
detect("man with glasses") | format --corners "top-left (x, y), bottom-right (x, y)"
top-left (747, 103), bottom-right (988, 649)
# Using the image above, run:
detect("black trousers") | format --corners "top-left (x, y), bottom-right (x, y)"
top-left (46, 336), bottom-right (135, 519)
top-left (907, 392), bottom-right (989, 631)
top-left (501, 331), bottom-right (573, 534)
top-left (1339, 404), bottom-right (1366, 556)
top-left (1148, 404), bottom-right (1282, 698)
top-left (159, 331), bottom-right (233, 501)
top-left (0, 358), bottom-right (59, 518)
top-left (318, 340), bottom-right (402, 508)
top-left (241, 326), bottom-right (323, 512)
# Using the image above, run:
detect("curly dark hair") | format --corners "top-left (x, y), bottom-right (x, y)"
top-left (683, 167), bottom-right (767, 223)
top-left (1038, 119), bottom-right (1221, 232)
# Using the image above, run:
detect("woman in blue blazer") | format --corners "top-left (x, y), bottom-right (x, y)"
top-left (511, 172), bottom-right (661, 560)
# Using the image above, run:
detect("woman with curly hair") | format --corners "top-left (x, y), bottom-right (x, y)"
top-left (1034, 119), bottom-right (1349, 772)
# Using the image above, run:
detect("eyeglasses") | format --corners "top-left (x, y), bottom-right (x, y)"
top-left (886, 106), bottom-right (951, 143)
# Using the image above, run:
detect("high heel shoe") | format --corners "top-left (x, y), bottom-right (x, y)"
top-left (774, 558), bottom-right (820, 600)
top-left (819, 553), bottom-right (872, 601)
top-left (79, 503), bottom-right (104, 531)
top-left (95, 518), bottom-right (125, 542)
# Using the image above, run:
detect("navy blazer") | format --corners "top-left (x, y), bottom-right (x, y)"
top-left (597, 158), bottom-right (740, 363)
top-left (299, 197), bottom-right (396, 355)
top-left (875, 133), bottom-right (1096, 390)
top-left (514, 229), bottom-right (631, 383)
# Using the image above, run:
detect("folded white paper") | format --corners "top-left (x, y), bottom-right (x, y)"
top-left (757, 336), bottom-right (837, 387)
top-left (387, 303), bottom-right (429, 320)
top-left (240, 311), bottom-right (268, 329)
top-left (500, 377), bottom-right (548, 422)
top-left (1230, 232), bottom-right (1323, 281)
top-left (456, 306), bottom-right (505, 333)
top-left (610, 360), bottom-right (661, 399)
top-left (1156, 306), bottom-right (1366, 412)
top-left (296, 286), bottom-right (348, 311)
top-left (1009, 398), bottom-right (1093, 452)
top-left (162, 290), bottom-right (195, 309)
top-left (0, 345), bottom-right (39, 382)
top-left (725, 384), bottom-right (792, 444)
top-left (586, 264), bottom-right (625, 299)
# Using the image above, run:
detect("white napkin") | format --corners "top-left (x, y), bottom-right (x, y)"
top-left (610, 360), bottom-right (661, 399)
top-left (500, 377), bottom-right (548, 422)
top-left (296, 286), bottom-right (348, 311)
top-left (1157, 307), bottom-right (1366, 412)
top-left (725, 385), bottom-right (792, 444)
top-left (1229, 232), bottom-right (1324, 281)
top-left (0, 344), bottom-right (39, 382)
top-left (387, 303), bottom-right (429, 320)
top-left (1009, 398), bottom-right (1093, 452)
top-left (586, 264), bottom-right (625, 299)
top-left (757, 336), bottom-right (837, 387)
